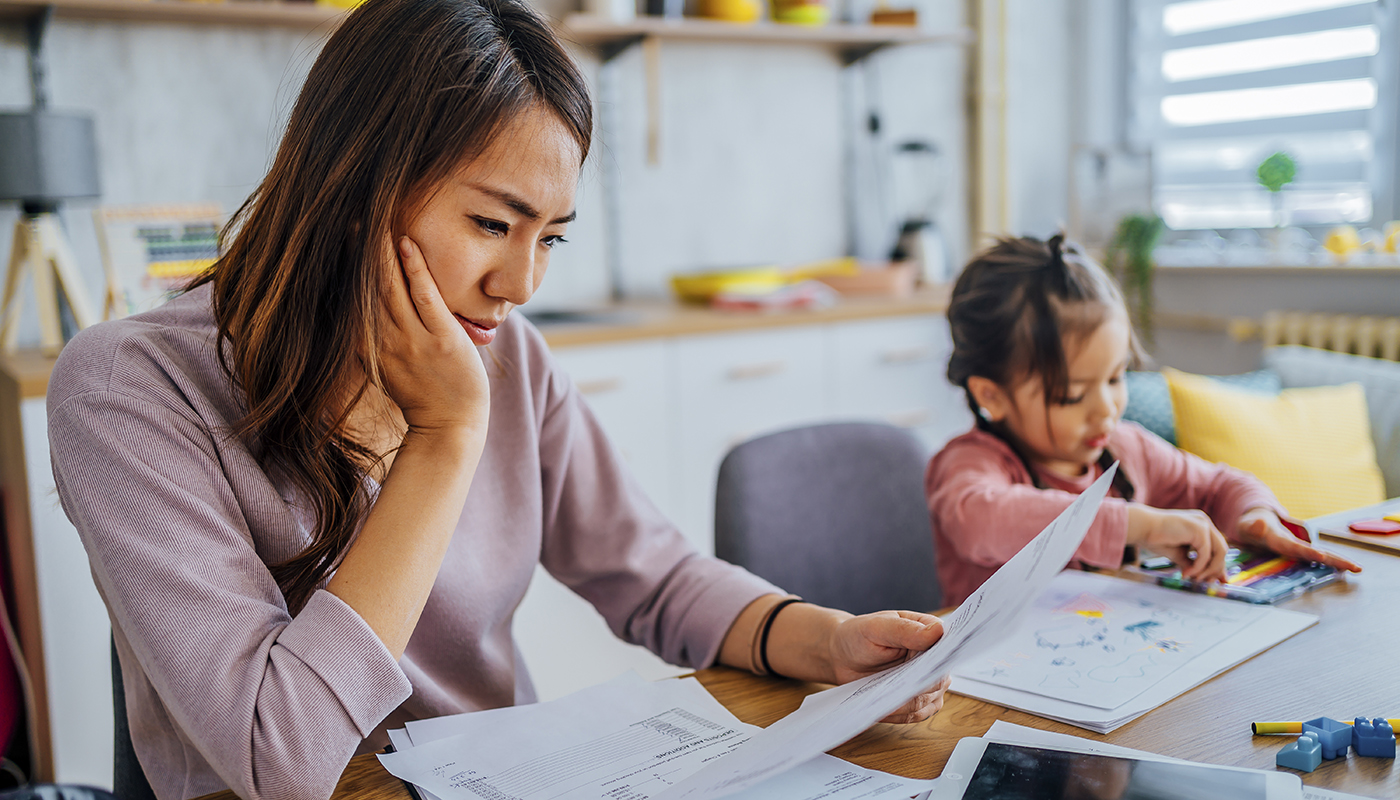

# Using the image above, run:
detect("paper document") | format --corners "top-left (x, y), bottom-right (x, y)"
top-left (650, 466), bottom-right (1119, 800)
top-left (378, 672), bottom-right (936, 800)
top-left (952, 572), bottom-right (1317, 732)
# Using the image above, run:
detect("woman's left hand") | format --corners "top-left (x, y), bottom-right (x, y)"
top-left (828, 611), bottom-right (951, 723)
top-left (1234, 507), bottom-right (1363, 573)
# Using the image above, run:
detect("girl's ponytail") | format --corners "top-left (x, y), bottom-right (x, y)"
top-left (946, 233), bottom-right (1143, 413)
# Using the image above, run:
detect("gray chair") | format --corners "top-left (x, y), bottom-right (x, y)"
top-left (714, 421), bottom-right (942, 615)
top-left (111, 640), bottom-right (156, 800)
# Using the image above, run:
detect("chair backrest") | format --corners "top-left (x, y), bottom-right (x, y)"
top-left (111, 640), bottom-right (156, 800)
top-left (714, 422), bottom-right (941, 615)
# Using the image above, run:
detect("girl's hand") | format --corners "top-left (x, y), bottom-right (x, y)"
top-left (1235, 507), bottom-right (1363, 573)
top-left (828, 612), bottom-right (950, 724)
top-left (379, 236), bottom-right (490, 437)
top-left (1127, 506), bottom-right (1229, 581)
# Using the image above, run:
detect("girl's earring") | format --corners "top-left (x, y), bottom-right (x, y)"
top-left (977, 407), bottom-right (993, 422)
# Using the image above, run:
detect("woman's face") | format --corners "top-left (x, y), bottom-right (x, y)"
top-left (402, 105), bottom-right (582, 346)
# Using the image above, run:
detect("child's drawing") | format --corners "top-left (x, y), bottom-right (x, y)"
top-left (1123, 620), bottom-right (1163, 641)
top-left (956, 571), bottom-right (1264, 710)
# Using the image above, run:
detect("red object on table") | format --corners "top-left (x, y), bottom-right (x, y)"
top-left (1348, 518), bottom-right (1400, 535)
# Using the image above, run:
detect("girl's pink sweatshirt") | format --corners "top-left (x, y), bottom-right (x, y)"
top-left (925, 423), bottom-right (1283, 606)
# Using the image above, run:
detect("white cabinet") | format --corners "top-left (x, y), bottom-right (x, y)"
top-left (550, 340), bottom-right (676, 521)
top-left (544, 312), bottom-right (966, 561)
top-left (829, 316), bottom-right (972, 453)
top-left (672, 326), bottom-right (831, 555)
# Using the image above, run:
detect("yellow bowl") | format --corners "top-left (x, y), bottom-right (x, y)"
top-left (670, 267), bottom-right (785, 304)
top-left (701, 0), bottom-right (762, 22)
top-left (772, 2), bottom-right (830, 25)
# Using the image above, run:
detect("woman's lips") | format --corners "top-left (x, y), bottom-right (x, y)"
top-left (1084, 433), bottom-right (1110, 450)
top-left (455, 314), bottom-right (497, 346)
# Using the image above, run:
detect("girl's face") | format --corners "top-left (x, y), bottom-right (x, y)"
top-left (402, 105), bottom-right (581, 346)
top-left (977, 309), bottom-right (1132, 479)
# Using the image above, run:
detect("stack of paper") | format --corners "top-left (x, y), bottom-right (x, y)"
top-left (950, 570), bottom-right (1318, 733)
top-left (378, 672), bottom-right (938, 800)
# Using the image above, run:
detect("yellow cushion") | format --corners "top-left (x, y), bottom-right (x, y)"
top-left (1165, 368), bottom-right (1385, 520)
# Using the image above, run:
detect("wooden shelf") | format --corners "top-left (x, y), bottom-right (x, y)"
top-left (560, 13), bottom-right (970, 49)
top-left (0, 0), bottom-right (972, 54)
top-left (0, 0), bottom-right (343, 27)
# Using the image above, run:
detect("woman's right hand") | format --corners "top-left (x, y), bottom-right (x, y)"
top-left (1126, 506), bottom-right (1229, 581)
top-left (379, 235), bottom-right (491, 437)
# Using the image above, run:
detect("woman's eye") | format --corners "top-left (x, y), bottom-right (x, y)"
top-left (474, 217), bottom-right (509, 237)
top-left (1058, 395), bottom-right (1085, 406)
top-left (542, 235), bottom-right (569, 249)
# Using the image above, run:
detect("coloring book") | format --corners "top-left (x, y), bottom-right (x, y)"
top-left (952, 570), bottom-right (1269, 710)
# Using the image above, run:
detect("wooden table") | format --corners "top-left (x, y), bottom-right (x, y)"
top-left (202, 538), bottom-right (1400, 800)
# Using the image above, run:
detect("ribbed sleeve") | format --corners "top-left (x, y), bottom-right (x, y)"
top-left (50, 377), bottom-right (411, 800)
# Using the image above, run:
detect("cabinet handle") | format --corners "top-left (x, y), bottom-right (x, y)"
top-left (886, 409), bottom-right (931, 428)
top-left (576, 377), bottom-right (624, 396)
top-left (726, 361), bottom-right (786, 381)
top-left (879, 346), bottom-right (935, 364)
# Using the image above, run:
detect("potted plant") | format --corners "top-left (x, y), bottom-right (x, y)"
top-left (1257, 151), bottom-right (1296, 231)
top-left (1104, 213), bottom-right (1165, 348)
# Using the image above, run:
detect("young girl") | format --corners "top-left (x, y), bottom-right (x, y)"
top-left (926, 234), bottom-right (1361, 607)
top-left (47, 2), bottom-right (949, 798)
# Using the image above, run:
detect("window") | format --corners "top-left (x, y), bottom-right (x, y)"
top-left (1130, 0), bottom-right (1397, 230)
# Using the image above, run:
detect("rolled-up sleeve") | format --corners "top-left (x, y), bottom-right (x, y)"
top-left (50, 386), bottom-right (410, 800)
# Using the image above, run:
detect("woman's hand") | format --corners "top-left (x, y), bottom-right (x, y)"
top-left (378, 236), bottom-right (491, 437)
top-left (1235, 507), bottom-right (1363, 573)
top-left (827, 611), bottom-right (951, 724)
top-left (1127, 506), bottom-right (1230, 582)
top-left (719, 600), bottom-right (951, 725)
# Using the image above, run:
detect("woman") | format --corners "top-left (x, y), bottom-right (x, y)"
top-left (48, 1), bottom-right (950, 798)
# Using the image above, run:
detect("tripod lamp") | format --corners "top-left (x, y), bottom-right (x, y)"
top-left (0, 110), bottom-right (101, 354)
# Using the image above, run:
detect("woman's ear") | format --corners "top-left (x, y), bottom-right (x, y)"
top-left (966, 376), bottom-right (1011, 423)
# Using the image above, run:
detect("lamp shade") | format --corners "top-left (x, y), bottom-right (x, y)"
top-left (0, 110), bottom-right (101, 206)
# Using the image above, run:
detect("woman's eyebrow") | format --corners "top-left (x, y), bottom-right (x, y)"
top-left (469, 184), bottom-right (576, 224)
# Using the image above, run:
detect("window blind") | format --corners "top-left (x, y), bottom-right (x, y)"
top-left (1130, 0), bottom-right (1395, 229)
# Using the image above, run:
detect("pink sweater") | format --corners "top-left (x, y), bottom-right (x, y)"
top-left (925, 423), bottom-right (1283, 606)
top-left (47, 286), bottom-right (779, 800)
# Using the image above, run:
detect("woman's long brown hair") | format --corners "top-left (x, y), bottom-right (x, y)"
top-left (191, 0), bottom-right (592, 614)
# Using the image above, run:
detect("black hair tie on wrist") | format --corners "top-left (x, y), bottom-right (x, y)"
top-left (759, 598), bottom-right (804, 679)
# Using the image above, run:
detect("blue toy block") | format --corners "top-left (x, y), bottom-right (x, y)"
top-left (1352, 717), bottom-right (1396, 759)
top-left (1302, 717), bottom-right (1351, 759)
top-left (1277, 732), bottom-right (1323, 772)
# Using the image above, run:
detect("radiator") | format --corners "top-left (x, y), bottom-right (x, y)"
top-left (1229, 311), bottom-right (1400, 362)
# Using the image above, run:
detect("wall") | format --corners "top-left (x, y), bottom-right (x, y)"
top-left (1003, 0), bottom-right (1071, 240)
top-left (0, 1), bottom-right (970, 338)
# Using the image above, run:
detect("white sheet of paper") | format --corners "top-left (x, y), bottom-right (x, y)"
top-left (953, 600), bottom-right (1316, 733)
top-left (650, 466), bottom-right (1118, 800)
top-left (953, 570), bottom-right (1274, 708)
top-left (402, 671), bottom-right (649, 747)
top-left (982, 721), bottom-right (1372, 800)
top-left (378, 673), bottom-right (936, 800)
